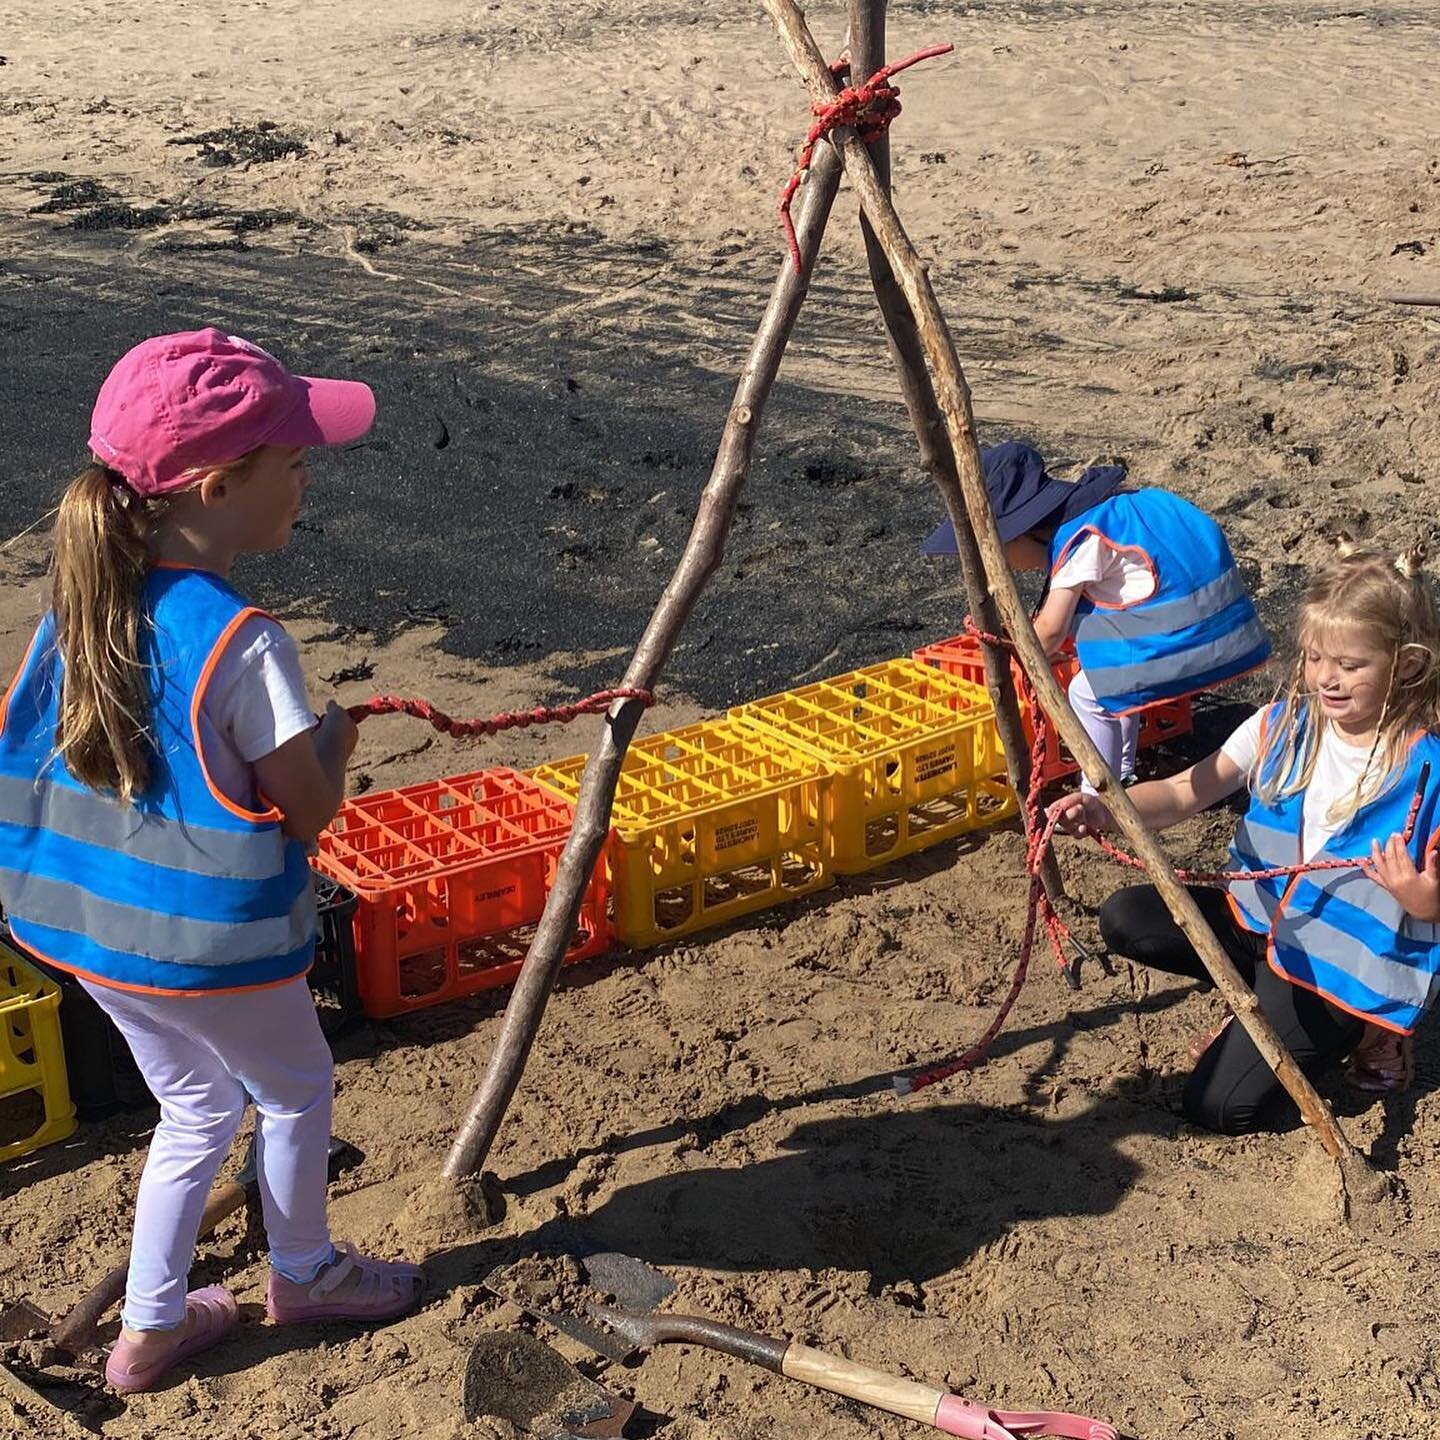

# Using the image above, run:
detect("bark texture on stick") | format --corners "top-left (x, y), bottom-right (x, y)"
top-left (847, 0), bottom-right (1062, 902)
top-left (760, 0), bottom-right (1368, 1183)
top-left (443, 149), bottom-right (846, 1180)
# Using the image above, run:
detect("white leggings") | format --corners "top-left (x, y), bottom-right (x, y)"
top-left (1068, 668), bottom-right (1139, 794)
top-left (79, 976), bottom-right (336, 1331)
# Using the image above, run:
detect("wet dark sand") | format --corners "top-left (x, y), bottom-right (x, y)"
top-left (2, 223), bottom-right (981, 710)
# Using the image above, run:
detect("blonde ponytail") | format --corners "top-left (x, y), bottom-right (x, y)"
top-left (51, 465), bottom-right (164, 801)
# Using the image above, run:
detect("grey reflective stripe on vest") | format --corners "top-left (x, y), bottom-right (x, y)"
top-left (0, 774), bottom-right (286, 881)
top-left (1228, 815), bottom-right (1292, 925)
top-left (1232, 815), bottom-right (1299, 869)
top-left (1078, 570), bottom-right (1249, 641)
top-left (1280, 895), bottom-right (1436, 1012)
top-left (0, 868), bottom-right (316, 966)
top-left (1080, 614), bottom-right (1269, 700)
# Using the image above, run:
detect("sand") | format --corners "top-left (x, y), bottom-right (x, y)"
top-left (2, 1), bottom-right (1439, 1437)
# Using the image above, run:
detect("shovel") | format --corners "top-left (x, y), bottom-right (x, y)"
top-left (462, 1330), bottom-right (635, 1438)
top-left (590, 1306), bottom-right (1117, 1440)
top-left (481, 1244), bottom-right (676, 1365)
top-left (20, 1134), bottom-right (364, 1363)
top-left (528, 1246), bottom-right (1116, 1440)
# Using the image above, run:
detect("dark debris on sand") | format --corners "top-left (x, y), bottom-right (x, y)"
top-left (167, 120), bottom-right (308, 168)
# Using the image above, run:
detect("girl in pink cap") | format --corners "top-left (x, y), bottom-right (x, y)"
top-left (0, 330), bottom-right (423, 1393)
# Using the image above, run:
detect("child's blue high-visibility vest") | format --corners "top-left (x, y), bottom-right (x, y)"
top-left (0, 567), bottom-right (316, 994)
top-left (1229, 709), bottom-right (1440, 1034)
top-left (1049, 489), bottom-right (1270, 714)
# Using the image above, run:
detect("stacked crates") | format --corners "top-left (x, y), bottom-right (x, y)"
top-left (729, 659), bottom-right (1015, 874)
top-left (292, 633), bottom-right (1202, 1021)
top-left (532, 717), bottom-right (831, 947)
top-left (913, 634), bottom-right (1084, 784)
top-left (912, 632), bottom-right (1193, 782)
top-left (314, 768), bottom-right (611, 1018)
top-left (0, 938), bottom-right (76, 1163)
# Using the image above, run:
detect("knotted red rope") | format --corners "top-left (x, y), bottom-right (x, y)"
top-left (348, 687), bottom-right (654, 739)
top-left (779, 42), bottom-right (954, 271)
top-left (897, 625), bottom-right (1426, 1095)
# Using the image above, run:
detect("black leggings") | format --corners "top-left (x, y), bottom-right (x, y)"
top-left (1099, 885), bottom-right (1366, 1135)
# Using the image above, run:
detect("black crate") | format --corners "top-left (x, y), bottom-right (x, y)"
top-left (311, 872), bottom-right (364, 1038)
top-left (40, 962), bottom-right (154, 1120)
top-left (2, 875), bottom-right (363, 1118)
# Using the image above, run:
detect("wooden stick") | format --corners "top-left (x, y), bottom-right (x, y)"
top-left (847, 0), bottom-right (1063, 905)
top-left (760, 0), bottom-right (1369, 1184)
top-left (1383, 292), bottom-right (1440, 307)
top-left (442, 146), bottom-right (846, 1179)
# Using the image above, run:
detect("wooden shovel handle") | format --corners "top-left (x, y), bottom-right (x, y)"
top-left (782, 1342), bottom-right (945, 1428)
top-left (50, 1179), bottom-right (248, 1356)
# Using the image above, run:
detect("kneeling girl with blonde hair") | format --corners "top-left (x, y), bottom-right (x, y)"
top-left (1056, 541), bottom-right (1440, 1133)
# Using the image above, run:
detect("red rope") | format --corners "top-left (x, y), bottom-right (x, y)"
top-left (347, 687), bottom-right (654, 739)
top-left (897, 625), bottom-right (1422, 1095)
top-left (779, 43), bottom-right (954, 272)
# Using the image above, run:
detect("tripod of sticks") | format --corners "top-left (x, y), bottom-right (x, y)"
top-left (440, 0), bottom-right (1380, 1205)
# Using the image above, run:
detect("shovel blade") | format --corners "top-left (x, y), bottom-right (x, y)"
top-left (578, 1252), bottom-right (676, 1313)
top-left (463, 1331), bottom-right (635, 1437)
top-left (0, 1299), bottom-right (50, 1344)
top-left (480, 1263), bottom-right (636, 1364)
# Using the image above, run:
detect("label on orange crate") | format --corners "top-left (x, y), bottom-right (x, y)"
top-left (472, 883), bottom-right (519, 903)
top-left (914, 744), bottom-right (957, 782)
top-left (713, 817), bottom-right (760, 851)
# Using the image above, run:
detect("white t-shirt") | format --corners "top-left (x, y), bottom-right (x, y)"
top-left (1050, 532), bottom-right (1158, 608)
top-left (195, 617), bottom-right (316, 810)
top-left (1222, 710), bottom-right (1384, 862)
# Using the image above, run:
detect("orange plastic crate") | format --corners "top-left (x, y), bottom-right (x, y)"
top-left (314, 769), bottom-right (611, 1018)
top-left (912, 633), bottom-right (1192, 782)
top-left (912, 634), bottom-right (1082, 783)
top-left (1137, 695), bottom-right (1194, 750)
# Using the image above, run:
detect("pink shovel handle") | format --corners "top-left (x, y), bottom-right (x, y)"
top-left (935, 1395), bottom-right (1015, 1439)
top-left (935, 1395), bottom-right (1118, 1440)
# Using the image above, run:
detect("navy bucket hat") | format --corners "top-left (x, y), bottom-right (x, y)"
top-left (922, 441), bottom-right (1125, 554)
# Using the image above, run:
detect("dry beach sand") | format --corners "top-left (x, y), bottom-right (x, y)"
top-left (2, 1), bottom-right (1440, 1437)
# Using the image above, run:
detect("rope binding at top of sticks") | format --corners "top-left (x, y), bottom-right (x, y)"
top-left (778, 42), bottom-right (955, 272)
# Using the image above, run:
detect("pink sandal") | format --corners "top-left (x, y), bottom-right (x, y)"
top-left (104, 1285), bottom-right (238, 1395)
top-left (1345, 1027), bottom-right (1414, 1095)
top-left (266, 1241), bottom-right (424, 1325)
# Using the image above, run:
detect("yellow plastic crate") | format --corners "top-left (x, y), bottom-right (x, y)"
top-left (729, 658), bottom-right (1016, 874)
top-left (0, 939), bottom-right (77, 1163)
top-left (530, 717), bottom-right (831, 947)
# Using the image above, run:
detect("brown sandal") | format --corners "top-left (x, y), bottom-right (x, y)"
top-left (1187, 1014), bottom-right (1233, 1063)
top-left (1344, 1026), bottom-right (1414, 1095)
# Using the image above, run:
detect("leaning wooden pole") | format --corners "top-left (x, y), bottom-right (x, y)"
top-left (442, 147), bottom-right (846, 1179)
top-left (760, 0), bottom-right (1370, 1186)
top-left (846, 0), bottom-right (1063, 905)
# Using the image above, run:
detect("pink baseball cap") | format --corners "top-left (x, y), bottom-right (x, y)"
top-left (88, 327), bottom-right (376, 496)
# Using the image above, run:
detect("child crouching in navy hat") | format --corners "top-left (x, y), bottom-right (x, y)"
top-left (924, 441), bottom-right (1271, 789)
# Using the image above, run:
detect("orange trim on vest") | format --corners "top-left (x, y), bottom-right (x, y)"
top-left (12, 933), bottom-right (314, 999)
top-left (1048, 526), bottom-right (1159, 613)
top-left (1264, 942), bottom-right (1410, 1035)
top-left (1104, 655), bottom-right (1272, 718)
top-left (1226, 891), bottom-right (1265, 937)
top-left (190, 606), bottom-right (285, 825)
